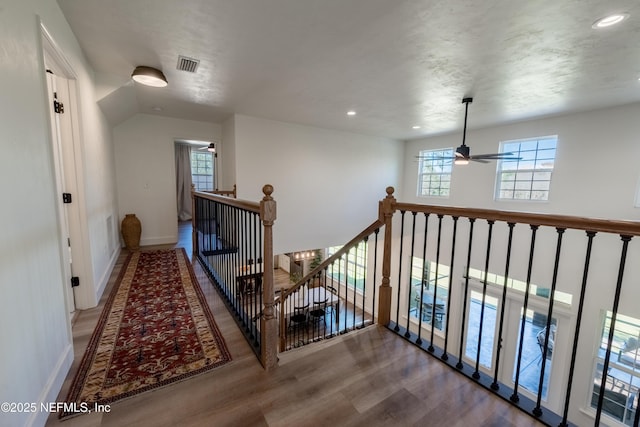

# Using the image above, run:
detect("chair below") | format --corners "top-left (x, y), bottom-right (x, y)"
top-left (289, 303), bottom-right (309, 329)
top-left (309, 299), bottom-right (328, 323)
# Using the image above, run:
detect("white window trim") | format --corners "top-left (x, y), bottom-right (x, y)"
top-left (494, 135), bottom-right (557, 202)
top-left (417, 148), bottom-right (454, 198)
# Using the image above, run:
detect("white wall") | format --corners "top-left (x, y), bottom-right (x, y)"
top-left (113, 114), bottom-right (221, 246)
top-left (220, 115), bottom-right (236, 191)
top-left (232, 114), bottom-right (403, 255)
top-left (403, 103), bottom-right (640, 221)
top-left (0, 1), bottom-right (117, 426)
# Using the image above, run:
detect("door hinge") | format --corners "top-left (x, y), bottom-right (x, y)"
top-left (53, 98), bottom-right (64, 114)
top-left (71, 276), bottom-right (80, 288)
top-left (62, 193), bottom-right (72, 204)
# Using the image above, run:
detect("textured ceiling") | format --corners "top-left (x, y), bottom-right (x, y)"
top-left (57, 0), bottom-right (640, 140)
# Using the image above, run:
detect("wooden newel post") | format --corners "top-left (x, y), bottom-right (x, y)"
top-left (260, 184), bottom-right (278, 370)
top-left (191, 184), bottom-right (197, 257)
top-left (377, 186), bottom-right (396, 325)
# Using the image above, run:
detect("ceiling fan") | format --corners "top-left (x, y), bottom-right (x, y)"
top-left (418, 97), bottom-right (520, 165)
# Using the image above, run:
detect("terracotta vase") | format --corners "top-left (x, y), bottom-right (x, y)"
top-left (121, 214), bottom-right (141, 251)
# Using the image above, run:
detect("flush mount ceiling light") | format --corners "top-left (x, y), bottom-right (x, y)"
top-left (131, 66), bottom-right (168, 87)
top-left (592, 13), bottom-right (629, 29)
top-left (347, 110), bottom-right (357, 116)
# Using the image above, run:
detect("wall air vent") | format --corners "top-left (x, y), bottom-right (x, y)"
top-left (177, 56), bottom-right (200, 73)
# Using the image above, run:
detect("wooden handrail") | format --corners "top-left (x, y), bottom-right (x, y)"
top-left (278, 219), bottom-right (384, 302)
top-left (206, 184), bottom-right (237, 198)
top-left (193, 189), bottom-right (259, 213)
top-left (394, 202), bottom-right (640, 236)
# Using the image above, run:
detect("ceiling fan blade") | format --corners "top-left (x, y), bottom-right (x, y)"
top-left (469, 158), bottom-right (490, 164)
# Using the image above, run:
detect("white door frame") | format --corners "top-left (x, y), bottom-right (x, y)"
top-left (41, 23), bottom-right (93, 312)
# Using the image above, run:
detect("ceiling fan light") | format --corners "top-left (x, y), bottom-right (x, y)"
top-left (131, 66), bottom-right (168, 87)
top-left (207, 143), bottom-right (216, 152)
top-left (455, 145), bottom-right (470, 158)
top-left (454, 158), bottom-right (469, 165)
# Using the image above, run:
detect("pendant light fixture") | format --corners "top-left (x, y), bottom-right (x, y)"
top-left (131, 66), bottom-right (168, 87)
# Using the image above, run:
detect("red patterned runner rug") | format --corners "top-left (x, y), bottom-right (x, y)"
top-left (60, 248), bottom-right (231, 419)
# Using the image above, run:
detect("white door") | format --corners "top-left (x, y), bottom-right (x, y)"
top-left (45, 70), bottom-right (76, 313)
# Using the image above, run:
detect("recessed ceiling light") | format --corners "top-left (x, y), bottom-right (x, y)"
top-left (412, 125), bottom-right (421, 129)
top-left (592, 13), bottom-right (629, 29)
top-left (152, 106), bottom-right (163, 112)
top-left (347, 110), bottom-right (356, 116)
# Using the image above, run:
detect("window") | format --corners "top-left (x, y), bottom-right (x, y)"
top-left (327, 242), bottom-right (367, 291)
top-left (191, 150), bottom-right (214, 191)
top-left (496, 136), bottom-right (557, 201)
top-left (592, 311), bottom-right (639, 425)
top-left (408, 258), bottom-right (450, 331)
top-left (467, 267), bottom-right (573, 306)
top-left (417, 148), bottom-right (454, 197)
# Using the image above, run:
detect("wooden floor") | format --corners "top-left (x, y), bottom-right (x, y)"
top-left (46, 222), bottom-right (543, 427)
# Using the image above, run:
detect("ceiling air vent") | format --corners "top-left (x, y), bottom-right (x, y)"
top-left (177, 56), bottom-right (200, 73)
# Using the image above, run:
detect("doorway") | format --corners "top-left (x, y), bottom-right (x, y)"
top-left (461, 280), bottom-right (569, 410)
top-left (42, 25), bottom-right (87, 314)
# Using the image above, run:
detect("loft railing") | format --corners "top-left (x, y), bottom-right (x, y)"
top-left (204, 184), bottom-right (237, 198)
top-left (192, 183), bottom-right (640, 425)
top-left (376, 187), bottom-right (640, 427)
top-left (192, 184), bottom-right (277, 369)
top-left (276, 220), bottom-right (383, 351)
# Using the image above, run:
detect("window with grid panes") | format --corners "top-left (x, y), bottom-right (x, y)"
top-left (417, 148), bottom-right (453, 197)
top-left (326, 242), bottom-right (367, 291)
top-left (495, 136), bottom-right (557, 201)
top-left (190, 150), bottom-right (214, 191)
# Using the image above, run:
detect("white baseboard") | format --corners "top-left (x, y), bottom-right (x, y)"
top-left (95, 247), bottom-right (121, 302)
top-left (26, 343), bottom-right (73, 427)
top-left (140, 235), bottom-right (178, 246)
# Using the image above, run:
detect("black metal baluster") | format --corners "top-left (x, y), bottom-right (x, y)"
top-left (251, 211), bottom-right (258, 346)
top-left (343, 250), bottom-right (350, 332)
top-left (473, 220), bottom-right (495, 379)
top-left (337, 256), bottom-right (342, 333)
top-left (594, 235), bottom-right (632, 426)
top-left (241, 208), bottom-right (248, 329)
top-left (406, 212), bottom-right (418, 338)
top-left (353, 244), bottom-right (358, 330)
top-left (372, 228), bottom-right (379, 324)
top-left (328, 263), bottom-right (335, 337)
top-left (417, 213), bottom-right (430, 346)
top-left (533, 228), bottom-right (565, 417)
top-left (559, 231), bottom-right (595, 427)
top-left (258, 211), bottom-right (263, 348)
top-left (442, 216), bottom-right (458, 361)
top-left (491, 222), bottom-right (515, 390)
top-left (361, 236), bottom-right (368, 328)
top-left (233, 205), bottom-right (239, 311)
top-left (457, 218), bottom-right (476, 370)
top-left (394, 211), bottom-right (406, 331)
top-left (511, 225), bottom-right (539, 404)
top-left (429, 214), bottom-right (445, 353)
top-left (206, 199), bottom-right (212, 253)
